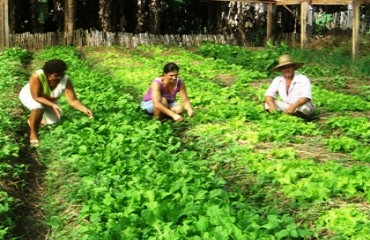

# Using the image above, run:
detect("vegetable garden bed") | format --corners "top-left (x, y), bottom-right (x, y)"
top-left (1, 42), bottom-right (369, 239)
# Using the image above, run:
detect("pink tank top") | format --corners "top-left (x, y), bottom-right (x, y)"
top-left (143, 78), bottom-right (183, 103)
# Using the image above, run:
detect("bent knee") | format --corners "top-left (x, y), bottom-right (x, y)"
top-left (161, 98), bottom-right (169, 106)
top-left (171, 105), bottom-right (184, 114)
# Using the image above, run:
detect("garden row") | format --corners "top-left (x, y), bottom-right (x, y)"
top-left (78, 44), bottom-right (370, 239)
top-left (1, 43), bottom-right (369, 239)
top-left (31, 46), bottom-right (280, 239)
top-left (0, 48), bottom-right (32, 239)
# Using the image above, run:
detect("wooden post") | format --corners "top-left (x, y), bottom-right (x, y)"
top-left (352, 1), bottom-right (359, 61)
top-left (300, 1), bottom-right (308, 49)
top-left (0, 0), bottom-right (9, 50)
top-left (64, 0), bottom-right (75, 45)
top-left (266, 3), bottom-right (273, 44)
top-left (0, 0), bottom-right (3, 49)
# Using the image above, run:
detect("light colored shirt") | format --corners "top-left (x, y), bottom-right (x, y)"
top-left (265, 73), bottom-right (313, 104)
top-left (19, 69), bottom-right (69, 105)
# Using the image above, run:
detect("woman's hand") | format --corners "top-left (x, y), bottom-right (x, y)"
top-left (51, 103), bottom-right (62, 119)
top-left (84, 108), bottom-right (94, 118)
top-left (187, 109), bottom-right (195, 117)
top-left (172, 114), bottom-right (184, 122)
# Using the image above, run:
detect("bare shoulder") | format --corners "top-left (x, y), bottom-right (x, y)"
top-left (29, 73), bottom-right (40, 83)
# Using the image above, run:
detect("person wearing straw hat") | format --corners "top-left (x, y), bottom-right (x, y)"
top-left (264, 54), bottom-right (315, 118)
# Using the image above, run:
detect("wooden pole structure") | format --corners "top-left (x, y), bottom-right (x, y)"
top-left (300, 1), bottom-right (308, 49)
top-left (0, 0), bottom-right (9, 50)
top-left (266, 3), bottom-right (273, 43)
top-left (352, 1), bottom-right (360, 61)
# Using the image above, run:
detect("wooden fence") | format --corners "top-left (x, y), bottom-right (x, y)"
top-left (9, 29), bottom-right (240, 50)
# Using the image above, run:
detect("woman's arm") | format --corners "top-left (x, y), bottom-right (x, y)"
top-left (30, 74), bottom-right (57, 106)
top-left (179, 83), bottom-right (195, 117)
top-left (30, 73), bottom-right (62, 118)
top-left (64, 79), bottom-right (94, 118)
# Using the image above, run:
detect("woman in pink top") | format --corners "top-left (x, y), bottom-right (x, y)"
top-left (141, 62), bottom-right (195, 122)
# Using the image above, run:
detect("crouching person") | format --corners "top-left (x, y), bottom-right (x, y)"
top-left (265, 54), bottom-right (315, 119)
top-left (19, 59), bottom-right (93, 146)
top-left (141, 62), bottom-right (195, 122)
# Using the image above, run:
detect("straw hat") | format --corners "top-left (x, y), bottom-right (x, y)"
top-left (271, 54), bottom-right (303, 71)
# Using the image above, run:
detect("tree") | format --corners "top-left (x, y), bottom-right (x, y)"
top-left (148, 0), bottom-right (162, 34)
top-left (99, 0), bottom-right (112, 31)
top-left (135, 0), bottom-right (145, 33)
top-left (65, 0), bottom-right (75, 44)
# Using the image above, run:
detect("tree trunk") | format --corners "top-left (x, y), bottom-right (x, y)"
top-left (0, 0), bottom-right (9, 49)
top-left (118, 0), bottom-right (127, 32)
top-left (148, 0), bottom-right (161, 34)
top-left (99, 0), bottom-right (112, 32)
top-left (7, 0), bottom-right (14, 33)
top-left (207, 1), bottom-right (216, 34)
top-left (214, 2), bottom-right (229, 34)
top-left (135, 0), bottom-right (146, 33)
top-left (53, 0), bottom-right (64, 31)
top-left (235, 2), bottom-right (248, 46)
top-left (64, 0), bottom-right (75, 44)
top-left (30, 0), bottom-right (40, 32)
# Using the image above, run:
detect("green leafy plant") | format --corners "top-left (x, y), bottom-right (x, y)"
top-left (316, 206), bottom-right (370, 239)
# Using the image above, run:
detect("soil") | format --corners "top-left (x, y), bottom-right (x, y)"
top-left (8, 123), bottom-right (48, 240)
top-left (4, 90), bottom-right (48, 239)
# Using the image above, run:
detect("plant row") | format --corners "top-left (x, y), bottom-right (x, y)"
top-left (5, 43), bottom-right (369, 240)
top-left (0, 48), bottom-right (32, 239)
top-left (31, 46), bottom-right (280, 239)
top-left (79, 45), bottom-right (370, 239)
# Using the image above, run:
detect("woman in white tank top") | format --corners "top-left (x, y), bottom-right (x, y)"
top-left (19, 59), bottom-right (94, 146)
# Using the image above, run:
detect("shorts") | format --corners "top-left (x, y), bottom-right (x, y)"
top-left (141, 100), bottom-right (179, 115)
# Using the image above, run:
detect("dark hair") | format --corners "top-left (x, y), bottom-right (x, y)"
top-left (42, 59), bottom-right (67, 75)
top-left (163, 62), bottom-right (179, 74)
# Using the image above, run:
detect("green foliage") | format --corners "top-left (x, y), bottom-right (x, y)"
top-left (355, 54), bottom-right (370, 76)
top-left (13, 44), bottom-right (370, 240)
top-left (326, 116), bottom-right (370, 142)
top-left (257, 114), bottom-right (321, 142)
top-left (351, 146), bottom-right (370, 162)
top-left (332, 75), bottom-right (347, 88)
top-left (316, 206), bottom-right (370, 239)
top-left (326, 136), bottom-right (360, 153)
top-left (0, 47), bottom-right (32, 65)
top-left (35, 46), bottom-right (272, 239)
top-left (198, 42), bottom-right (280, 73)
top-left (315, 13), bottom-right (334, 34)
top-left (314, 88), bottom-right (370, 111)
top-left (325, 116), bottom-right (370, 162)
top-left (0, 47), bottom-right (32, 239)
